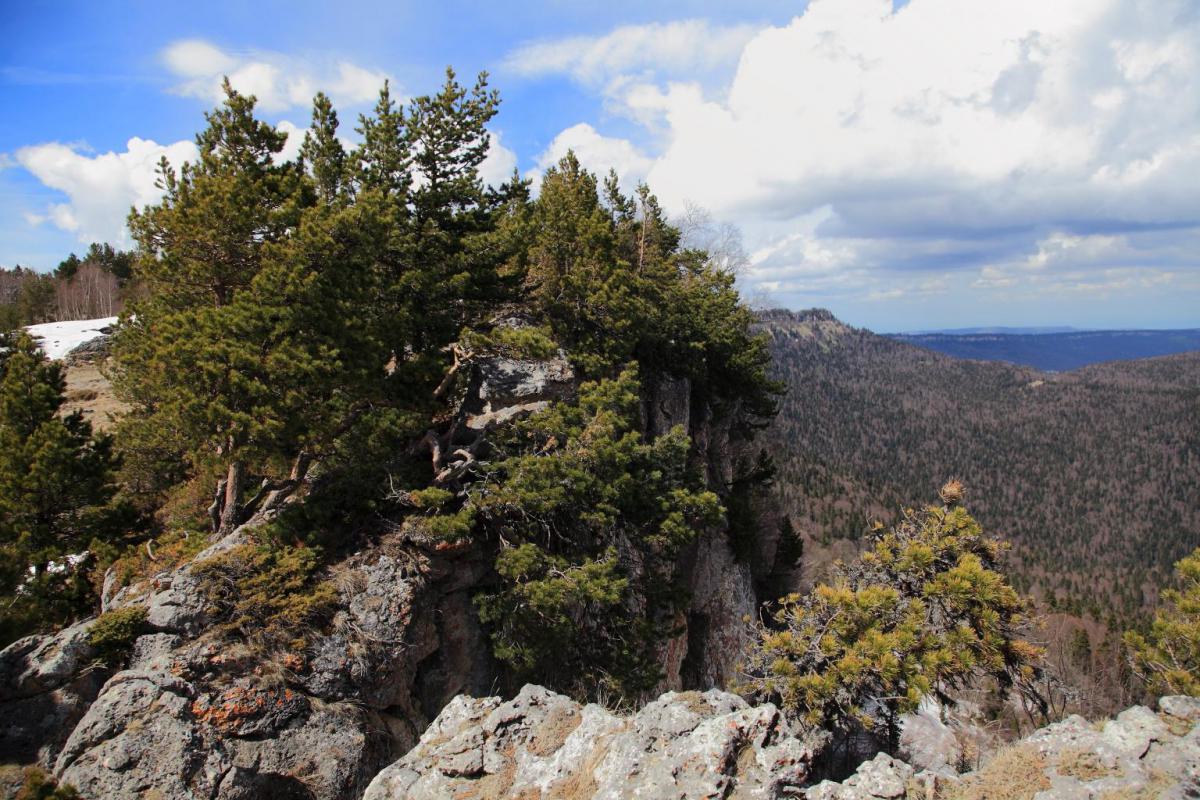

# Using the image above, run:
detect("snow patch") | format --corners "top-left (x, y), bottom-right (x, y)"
top-left (24, 317), bottom-right (118, 361)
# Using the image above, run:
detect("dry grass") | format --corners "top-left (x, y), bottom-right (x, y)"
top-left (1161, 712), bottom-right (1192, 737)
top-left (544, 730), bottom-right (617, 800)
top-left (1056, 747), bottom-right (1120, 782)
top-left (61, 363), bottom-right (128, 431)
top-left (527, 705), bottom-right (583, 757)
top-left (1097, 770), bottom-right (1177, 800)
top-left (939, 744), bottom-right (1051, 800)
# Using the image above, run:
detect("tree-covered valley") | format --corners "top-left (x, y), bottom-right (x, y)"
top-left (761, 309), bottom-right (1200, 625)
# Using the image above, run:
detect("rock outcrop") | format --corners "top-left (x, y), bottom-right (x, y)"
top-left (28, 519), bottom-right (498, 799)
top-left (0, 620), bottom-right (111, 766)
top-left (0, 317), bottom-right (780, 799)
top-left (364, 684), bottom-right (820, 800)
top-left (364, 688), bottom-right (1200, 800)
top-left (807, 695), bottom-right (1200, 800)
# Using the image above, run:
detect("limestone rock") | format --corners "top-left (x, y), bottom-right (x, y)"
top-left (55, 668), bottom-right (390, 800)
top-left (899, 700), bottom-right (962, 774)
top-left (0, 619), bottom-right (96, 699)
top-left (461, 348), bottom-right (574, 432)
top-left (1101, 705), bottom-right (1168, 758)
top-left (1161, 695), bottom-right (1200, 722)
top-left (840, 753), bottom-right (914, 799)
top-left (0, 620), bottom-right (109, 766)
top-left (62, 332), bottom-right (112, 365)
top-left (364, 685), bottom-right (818, 800)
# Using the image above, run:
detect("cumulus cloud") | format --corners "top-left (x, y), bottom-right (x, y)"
top-left (505, 20), bottom-right (757, 87)
top-left (532, 123), bottom-right (654, 188)
top-left (479, 132), bottom-right (519, 188)
top-left (17, 138), bottom-right (198, 245)
top-left (162, 39), bottom-right (391, 113)
top-left (521, 0), bottom-right (1200, 319)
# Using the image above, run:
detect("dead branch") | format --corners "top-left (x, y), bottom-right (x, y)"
top-left (433, 344), bottom-right (473, 399)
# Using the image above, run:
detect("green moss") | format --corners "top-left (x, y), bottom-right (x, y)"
top-left (193, 541), bottom-right (336, 649)
top-left (87, 606), bottom-right (148, 665)
top-left (13, 765), bottom-right (81, 799)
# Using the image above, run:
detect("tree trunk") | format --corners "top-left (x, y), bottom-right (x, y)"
top-left (207, 478), bottom-right (228, 533)
top-left (218, 460), bottom-right (244, 535)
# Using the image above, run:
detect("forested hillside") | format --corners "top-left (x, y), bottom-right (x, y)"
top-left (762, 308), bottom-right (1200, 624)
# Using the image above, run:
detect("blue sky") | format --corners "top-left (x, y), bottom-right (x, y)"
top-left (3, 0), bottom-right (1198, 331)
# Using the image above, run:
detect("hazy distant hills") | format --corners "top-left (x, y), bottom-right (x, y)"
top-left (758, 308), bottom-right (1200, 621)
top-left (889, 328), bottom-right (1200, 371)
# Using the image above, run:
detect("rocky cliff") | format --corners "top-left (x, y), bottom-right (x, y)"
top-left (363, 686), bottom-right (1200, 800)
top-left (0, 327), bottom-right (778, 799)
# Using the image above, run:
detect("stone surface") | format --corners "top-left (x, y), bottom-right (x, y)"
top-left (1101, 705), bottom-right (1168, 758)
top-left (461, 348), bottom-right (574, 432)
top-left (840, 753), bottom-right (913, 798)
top-left (1161, 695), bottom-right (1200, 722)
top-left (899, 699), bottom-right (962, 774)
top-left (0, 620), bottom-right (111, 766)
top-left (62, 332), bottom-right (112, 365)
top-left (54, 669), bottom-right (390, 800)
top-left (364, 685), bottom-right (819, 800)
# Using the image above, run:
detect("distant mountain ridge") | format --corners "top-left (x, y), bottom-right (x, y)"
top-left (756, 308), bottom-right (1200, 622)
top-left (888, 327), bottom-right (1200, 371)
top-left (901, 325), bottom-right (1080, 335)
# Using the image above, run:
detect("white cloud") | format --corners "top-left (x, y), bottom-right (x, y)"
top-left (479, 132), bottom-right (519, 188)
top-left (162, 39), bottom-right (391, 113)
top-left (532, 123), bottom-right (653, 189)
top-left (16, 117), bottom-right (509, 246)
top-left (505, 20), bottom-right (758, 86)
top-left (276, 120), bottom-right (305, 163)
top-left (525, 0), bottom-right (1200, 318)
top-left (162, 39), bottom-right (236, 77)
top-left (17, 137), bottom-right (198, 245)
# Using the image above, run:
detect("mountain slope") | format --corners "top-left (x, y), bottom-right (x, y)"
top-left (761, 309), bottom-right (1200, 621)
top-left (890, 328), bottom-right (1200, 371)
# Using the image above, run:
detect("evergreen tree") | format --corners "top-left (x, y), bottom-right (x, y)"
top-left (0, 333), bottom-right (119, 643)
top-left (463, 366), bottom-right (722, 700)
top-left (1126, 547), bottom-right (1200, 696)
top-left (113, 82), bottom-right (384, 534)
top-left (300, 92), bottom-right (347, 204)
top-left (354, 80), bottom-right (410, 201)
top-left (741, 482), bottom-right (1042, 749)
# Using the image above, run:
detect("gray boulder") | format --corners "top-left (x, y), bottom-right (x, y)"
top-left (1161, 695), bottom-right (1200, 722)
top-left (806, 753), bottom-right (913, 799)
top-left (1101, 705), bottom-right (1169, 758)
top-left (899, 700), bottom-right (962, 774)
top-left (462, 350), bottom-right (574, 432)
top-left (0, 620), bottom-right (109, 766)
top-left (63, 332), bottom-right (112, 365)
top-left (364, 684), bottom-right (819, 800)
top-left (55, 669), bottom-right (389, 800)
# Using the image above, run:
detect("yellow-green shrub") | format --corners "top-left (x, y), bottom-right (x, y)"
top-left (87, 606), bottom-right (148, 664)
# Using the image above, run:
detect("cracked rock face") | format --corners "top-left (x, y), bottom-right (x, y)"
top-left (54, 669), bottom-right (387, 800)
top-left (811, 696), bottom-right (1200, 800)
top-left (0, 620), bottom-right (111, 766)
top-left (0, 522), bottom-right (495, 800)
top-left (363, 684), bottom-right (819, 800)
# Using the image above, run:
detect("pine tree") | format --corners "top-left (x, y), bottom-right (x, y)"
top-left (1126, 547), bottom-right (1200, 696)
top-left (741, 482), bottom-right (1042, 749)
top-left (355, 80), bottom-right (410, 200)
top-left (113, 82), bottom-right (385, 534)
top-left (300, 92), bottom-right (347, 204)
top-left (0, 333), bottom-right (118, 643)
top-left (466, 366), bottom-right (723, 700)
